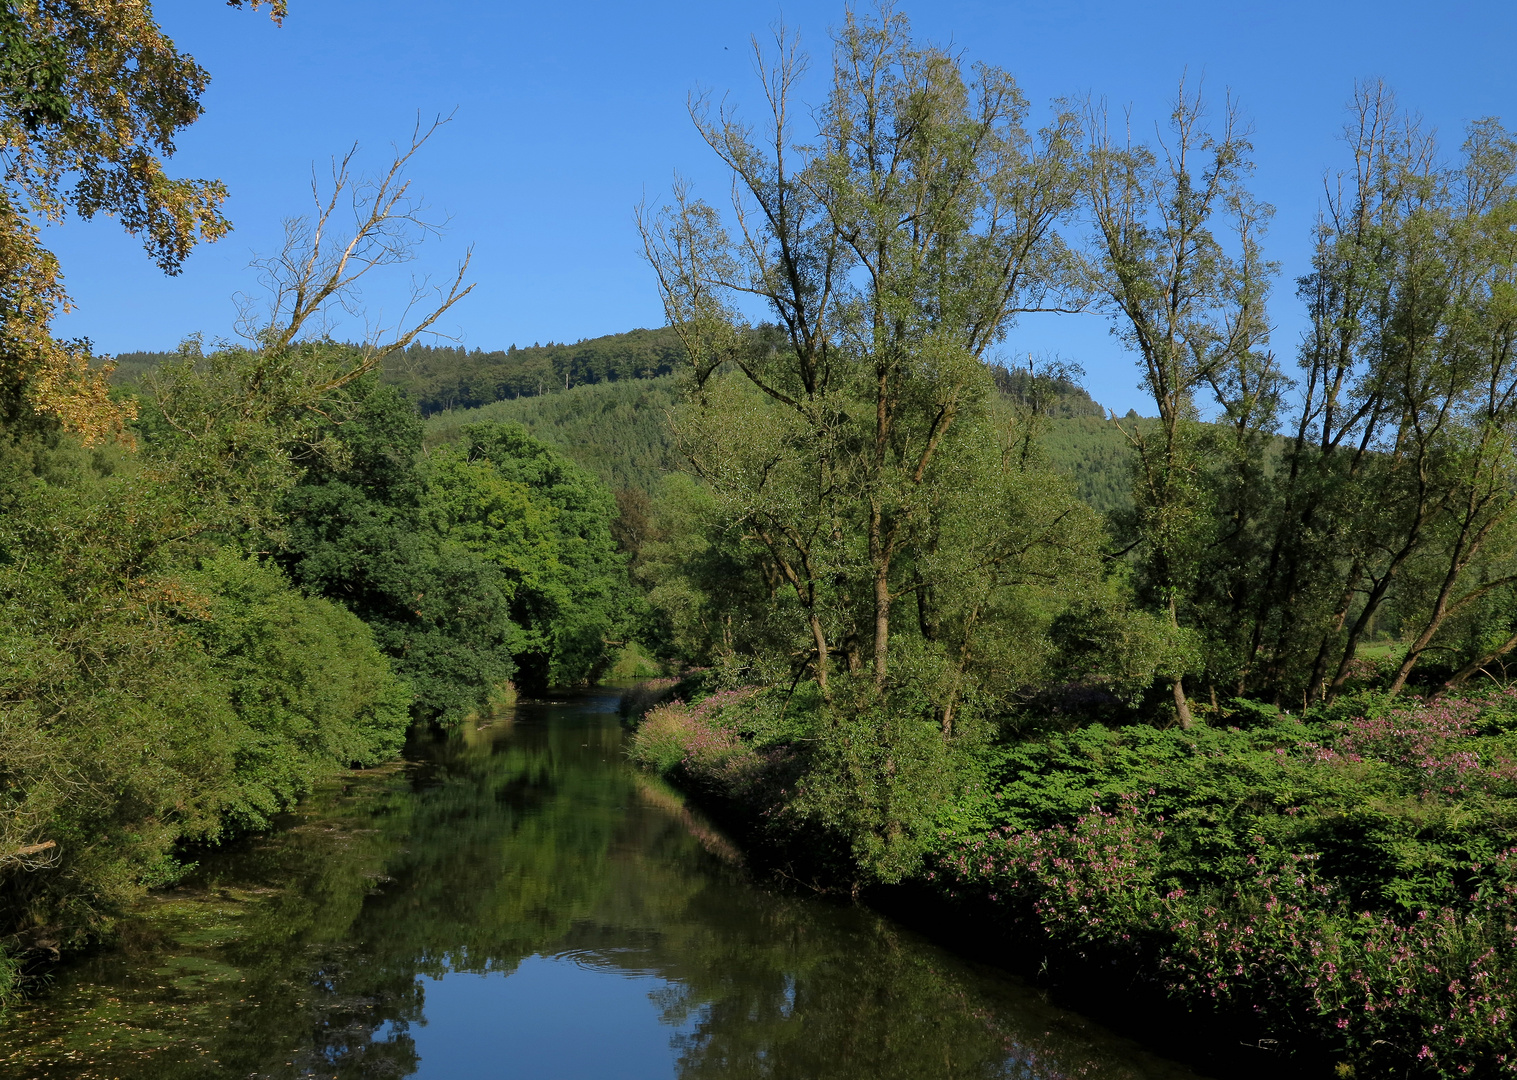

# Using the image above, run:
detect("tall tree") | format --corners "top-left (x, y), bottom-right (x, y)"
top-left (1264, 87), bottom-right (1517, 702)
top-left (642, 4), bottom-right (1084, 696)
top-left (1080, 82), bottom-right (1279, 725)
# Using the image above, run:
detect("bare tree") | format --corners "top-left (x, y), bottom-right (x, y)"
top-left (237, 113), bottom-right (475, 387)
top-left (145, 118), bottom-right (475, 533)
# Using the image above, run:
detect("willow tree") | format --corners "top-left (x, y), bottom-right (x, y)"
top-left (1080, 84), bottom-right (1279, 725)
top-left (641, 6), bottom-right (1088, 701)
top-left (1255, 88), bottom-right (1517, 702)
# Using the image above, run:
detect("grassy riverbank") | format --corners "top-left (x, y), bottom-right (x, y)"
top-left (627, 681), bottom-right (1517, 1079)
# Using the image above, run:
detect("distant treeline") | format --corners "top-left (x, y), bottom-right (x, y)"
top-left (118, 335), bottom-right (1128, 510)
top-left (114, 327), bottom-right (683, 414)
top-left (381, 328), bottom-right (684, 413)
top-left (117, 330), bottom-right (1109, 418)
top-left (988, 364), bottom-right (1107, 420)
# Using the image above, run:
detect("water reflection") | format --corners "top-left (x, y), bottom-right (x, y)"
top-left (2, 691), bottom-right (1206, 1079)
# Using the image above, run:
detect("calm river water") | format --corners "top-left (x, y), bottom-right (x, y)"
top-left (2, 689), bottom-right (1210, 1079)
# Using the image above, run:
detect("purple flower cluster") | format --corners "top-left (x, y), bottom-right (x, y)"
top-left (939, 694), bottom-right (1517, 1077)
top-left (1329, 692), bottom-right (1517, 794)
top-left (630, 688), bottom-right (759, 773)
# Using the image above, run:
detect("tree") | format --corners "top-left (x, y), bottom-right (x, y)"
top-left (0, 0), bottom-right (285, 440)
top-left (1080, 82), bottom-right (1279, 725)
top-left (141, 119), bottom-right (474, 537)
top-left (454, 422), bottom-right (626, 690)
top-left (641, 4), bottom-right (1086, 699)
top-left (1251, 86), bottom-right (1517, 703)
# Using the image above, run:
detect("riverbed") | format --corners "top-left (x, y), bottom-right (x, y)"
top-left (1, 689), bottom-right (1210, 1079)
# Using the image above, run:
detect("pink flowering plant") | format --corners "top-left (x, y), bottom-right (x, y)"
top-left (935, 689), bottom-right (1517, 1077)
top-left (628, 689), bottom-right (757, 776)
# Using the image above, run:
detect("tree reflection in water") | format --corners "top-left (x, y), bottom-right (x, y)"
top-left (2, 692), bottom-right (1202, 1080)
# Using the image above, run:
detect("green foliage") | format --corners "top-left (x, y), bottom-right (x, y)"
top-left (182, 549), bottom-right (412, 829)
top-left (0, 421), bottom-right (410, 978)
top-left (280, 381), bottom-right (519, 721)
top-left (280, 381), bottom-right (629, 709)
top-left (424, 373), bottom-right (682, 493)
top-left (1038, 415), bottom-right (1138, 516)
top-left (449, 421), bottom-right (626, 689)
top-left (791, 699), bottom-right (965, 885)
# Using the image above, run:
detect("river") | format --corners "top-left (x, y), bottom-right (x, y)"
top-left (2, 689), bottom-right (1210, 1079)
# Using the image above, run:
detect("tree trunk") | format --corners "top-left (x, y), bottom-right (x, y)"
top-left (809, 613), bottom-right (831, 698)
top-left (1173, 678), bottom-right (1194, 729)
top-left (1388, 513), bottom-right (1512, 695)
top-left (868, 496), bottom-right (892, 689)
top-left (1327, 550), bottom-right (1414, 700)
top-left (1387, 572), bottom-right (1462, 696)
top-left (1444, 629), bottom-right (1517, 691)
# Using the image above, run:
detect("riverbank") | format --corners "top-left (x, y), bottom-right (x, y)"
top-left (625, 681), bottom-right (1517, 1080)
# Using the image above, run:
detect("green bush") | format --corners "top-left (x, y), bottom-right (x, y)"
top-left (184, 549), bottom-right (413, 829)
top-left (0, 442), bottom-right (410, 989)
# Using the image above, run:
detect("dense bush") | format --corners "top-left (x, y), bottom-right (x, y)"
top-left (183, 549), bottom-right (412, 827)
top-left (0, 434), bottom-right (410, 993)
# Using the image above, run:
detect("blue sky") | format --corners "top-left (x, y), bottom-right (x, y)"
top-left (51, 0), bottom-right (1517, 415)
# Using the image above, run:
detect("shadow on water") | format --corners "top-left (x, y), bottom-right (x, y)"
top-left (1, 689), bottom-right (1212, 1079)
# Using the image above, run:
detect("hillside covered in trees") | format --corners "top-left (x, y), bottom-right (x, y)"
top-left (118, 327), bottom-right (687, 415)
top-left (123, 337), bottom-right (1132, 506)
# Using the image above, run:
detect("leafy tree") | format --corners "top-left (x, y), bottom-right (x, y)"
top-left (0, 123), bottom-right (475, 997)
top-left (284, 392), bottom-right (629, 710)
top-left (1079, 82), bottom-right (1279, 724)
top-left (180, 548), bottom-right (412, 829)
top-left (452, 422), bottom-right (626, 690)
top-left (642, 6), bottom-right (1089, 697)
top-left (638, 8), bottom-right (1126, 881)
top-left (0, 0), bottom-right (283, 440)
top-left (0, 435), bottom-right (407, 970)
top-left (278, 379), bottom-right (520, 723)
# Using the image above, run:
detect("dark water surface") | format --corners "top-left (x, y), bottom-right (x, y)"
top-left (2, 690), bottom-right (1210, 1080)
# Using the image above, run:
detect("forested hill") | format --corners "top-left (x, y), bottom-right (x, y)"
top-left (423, 366), bottom-right (1136, 512)
top-left (112, 327), bottom-right (683, 413)
top-left (425, 374), bottom-right (683, 494)
top-left (115, 329), bottom-right (1109, 419)
top-left (119, 333), bottom-right (1132, 509)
